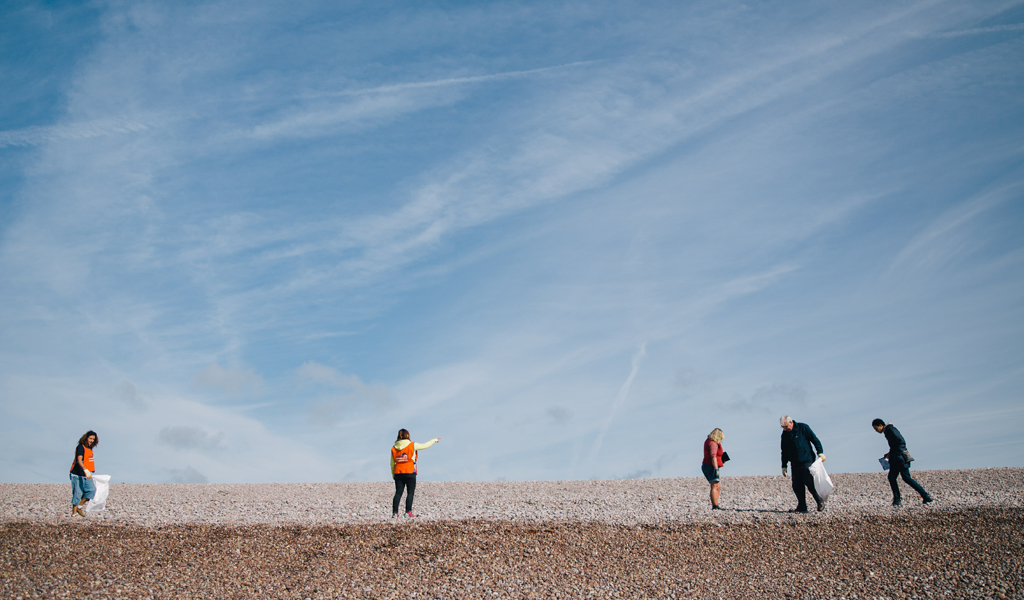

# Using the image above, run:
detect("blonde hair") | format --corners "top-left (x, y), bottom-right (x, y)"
top-left (780, 415), bottom-right (792, 426)
top-left (707, 428), bottom-right (724, 443)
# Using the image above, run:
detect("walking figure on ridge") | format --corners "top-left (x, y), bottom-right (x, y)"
top-left (873, 418), bottom-right (933, 506)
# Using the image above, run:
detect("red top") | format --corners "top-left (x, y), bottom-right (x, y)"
top-left (703, 438), bottom-right (723, 467)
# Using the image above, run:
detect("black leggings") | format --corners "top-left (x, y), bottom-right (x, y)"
top-left (393, 473), bottom-right (416, 513)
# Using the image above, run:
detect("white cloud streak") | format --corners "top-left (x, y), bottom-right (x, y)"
top-left (584, 343), bottom-right (647, 471)
top-left (890, 181), bottom-right (1022, 272)
top-left (0, 119), bottom-right (149, 148)
top-left (928, 22), bottom-right (1024, 37)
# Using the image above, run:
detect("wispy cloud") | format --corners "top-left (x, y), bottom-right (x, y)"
top-left (720, 383), bottom-right (809, 413)
top-left (0, 119), bottom-right (150, 148)
top-left (158, 425), bottom-right (228, 455)
top-left (298, 361), bottom-right (396, 409)
top-left (247, 61), bottom-right (597, 140)
top-left (928, 22), bottom-right (1024, 38)
top-left (117, 380), bottom-right (147, 410)
top-left (305, 61), bottom-right (598, 99)
top-left (890, 182), bottom-right (1021, 272)
top-left (194, 364), bottom-right (264, 396)
top-left (586, 343), bottom-right (647, 467)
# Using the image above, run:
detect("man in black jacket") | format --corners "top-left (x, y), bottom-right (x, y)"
top-left (780, 415), bottom-right (826, 513)
top-left (873, 419), bottom-right (933, 506)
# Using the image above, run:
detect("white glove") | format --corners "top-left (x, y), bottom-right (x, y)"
top-left (818, 453), bottom-right (826, 462)
top-left (782, 467), bottom-right (788, 477)
top-left (85, 470), bottom-right (93, 479)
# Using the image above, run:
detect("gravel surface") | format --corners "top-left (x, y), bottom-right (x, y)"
top-left (2, 469), bottom-right (1022, 599)
top-left (4, 468), bottom-right (1022, 526)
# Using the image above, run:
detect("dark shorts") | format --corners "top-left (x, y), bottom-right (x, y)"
top-left (701, 464), bottom-right (720, 483)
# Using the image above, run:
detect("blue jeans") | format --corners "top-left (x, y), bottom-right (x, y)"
top-left (70, 474), bottom-right (95, 506)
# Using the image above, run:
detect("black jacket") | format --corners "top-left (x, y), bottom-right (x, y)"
top-left (781, 422), bottom-right (824, 468)
top-left (883, 424), bottom-right (909, 462)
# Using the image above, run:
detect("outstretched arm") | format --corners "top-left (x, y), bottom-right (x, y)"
top-left (414, 438), bottom-right (441, 450)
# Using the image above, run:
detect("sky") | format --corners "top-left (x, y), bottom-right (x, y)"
top-left (1, 0), bottom-right (1022, 484)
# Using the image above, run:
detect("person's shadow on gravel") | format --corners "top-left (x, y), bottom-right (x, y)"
top-left (724, 508), bottom-right (789, 514)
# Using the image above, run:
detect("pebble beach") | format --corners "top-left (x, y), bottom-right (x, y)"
top-left (2, 468), bottom-right (1022, 598)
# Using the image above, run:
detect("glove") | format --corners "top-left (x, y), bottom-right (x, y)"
top-left (818, 453), bottom-right (826, 462)
top-left (85, 470), bottom-right (93, 479)
top-left (782, 467), bottom-right (788, 477)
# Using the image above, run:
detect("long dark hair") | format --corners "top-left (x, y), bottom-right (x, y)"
top-left (78, 431), bottom-right (98, 449)
top-left (396, 429), bottom-right (410, 441)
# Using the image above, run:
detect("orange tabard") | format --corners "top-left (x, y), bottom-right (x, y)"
top-left (392, 443), bottom-right (417, 474)
top-left (71, 446), bottom-right (95, 473)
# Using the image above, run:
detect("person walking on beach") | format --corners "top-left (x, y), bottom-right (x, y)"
top-left (70, 430), bottom-right (98, 517)
top-left (702, 428), bottom-right (726, 510)
top-left (780, 416), bottom-right (826, 513)
top-left (391, 429), bottom-right (440, 518)
top-left (872, 419), bottom-right (933, 506)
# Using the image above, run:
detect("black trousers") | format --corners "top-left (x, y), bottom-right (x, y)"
top-left (791, 461), bottom-right (822, 510)
top-left (888, 459), bottom-right (929, 503)
top-left (393, 473), bottom-right (416, 513)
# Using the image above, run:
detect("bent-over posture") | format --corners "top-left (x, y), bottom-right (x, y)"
top-left (780, 415), bottom-right (826, 513)
top-left (873, 419), bottom-right (933, 506)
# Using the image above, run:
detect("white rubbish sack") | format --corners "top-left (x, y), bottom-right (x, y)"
top-left (808, 459), bottom-right (834, 499)
top-left (85, 474), bottom-right (110, 512)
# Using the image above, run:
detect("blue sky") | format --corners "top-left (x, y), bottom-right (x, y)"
top-left (2, 0), bottom-right (1022, 484)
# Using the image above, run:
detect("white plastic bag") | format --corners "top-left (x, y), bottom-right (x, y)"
top-left (85, 474), bottom-right (111, 512)
top-left (808, 459), bottom-right (833, 499)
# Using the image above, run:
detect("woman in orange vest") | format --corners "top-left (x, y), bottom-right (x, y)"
top-left (391, 429), bottom-right (440, 518)
top-left (70, 430), bottom-right (98, 517)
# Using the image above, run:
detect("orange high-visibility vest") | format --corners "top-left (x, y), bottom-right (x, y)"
top-left (392, 443), bottom-right (417, 475)
top-left (71, 446), bottom-right (95, 473)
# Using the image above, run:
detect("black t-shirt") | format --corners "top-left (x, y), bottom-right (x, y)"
top-left (70, 444), bottom-right (87, 476)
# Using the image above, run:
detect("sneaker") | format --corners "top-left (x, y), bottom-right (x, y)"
top-left (406, 511), bottom-right (417, 518)
top-left (75, 506), bottom-right (87, 517)
top-left (923, 496), bottom-right (934, 505)
top-left (789, 507), bottom-right (809, 514)
top-left (392, 512), bottom-right (399, 518)
top-left (892, 500), bottom-right (902, 507)
top-left (817, 499), bottom-right (826, 512)
top-left (711, 505), bottom-right (722, 510)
